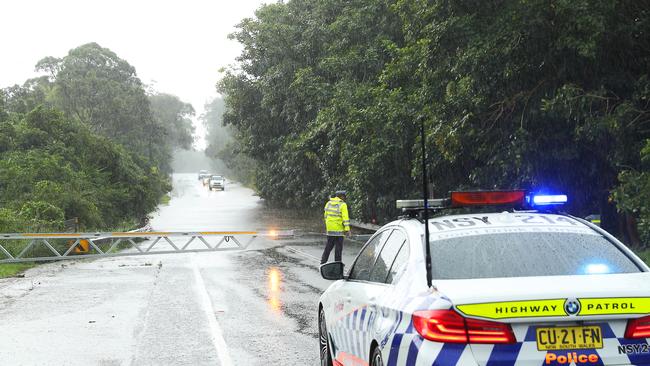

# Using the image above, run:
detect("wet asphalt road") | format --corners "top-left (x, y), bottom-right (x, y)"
top-left (0, 173), bottom-right (365, 365)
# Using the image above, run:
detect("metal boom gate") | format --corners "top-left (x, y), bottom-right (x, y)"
top-left (0, 231), bottom-right (293, 264)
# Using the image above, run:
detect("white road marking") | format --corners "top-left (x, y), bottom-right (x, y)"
top-left (192, 255), bottom-right (233, 366)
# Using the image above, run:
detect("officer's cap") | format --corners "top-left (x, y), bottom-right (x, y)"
top-left (335, 190), bottom-right (347, 197)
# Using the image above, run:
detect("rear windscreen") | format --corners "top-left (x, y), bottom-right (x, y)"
top-left (430, 232), bottom-right (643, 279)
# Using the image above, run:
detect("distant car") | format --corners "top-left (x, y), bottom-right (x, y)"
top-left (209, 175), bottom-right (225, 191)
top-left (198, 169), bottom-right (209, 180)
top-left (318, 190), bottom-right (650, 366)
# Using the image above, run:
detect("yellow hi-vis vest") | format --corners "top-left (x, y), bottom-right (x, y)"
top-left (324, 197), bottom-right (350, 236)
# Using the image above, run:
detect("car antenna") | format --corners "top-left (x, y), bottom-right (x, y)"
top-left (419, 116), bottom-right (433, 289)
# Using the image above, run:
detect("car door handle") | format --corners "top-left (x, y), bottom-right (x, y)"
top-left (344, 296), bottom-right (352, 303)
top-left (369, 296), bottom-right (377, 302)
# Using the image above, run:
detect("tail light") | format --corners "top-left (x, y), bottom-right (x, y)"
top-left (412, 310), bottom-right (468, 343)
top-left (625, 315), bottom-right (650, 338)
top-left (465, 316), bottom-right (517, 343)
top-left (412, 310), bottom-right (516, 344)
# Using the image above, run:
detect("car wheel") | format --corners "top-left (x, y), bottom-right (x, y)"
top-left (370, 346), bottom-right (384, 366)
top-left (319, 309), bottom-right (333, 366)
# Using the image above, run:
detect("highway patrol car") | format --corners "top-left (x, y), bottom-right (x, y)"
top-left (318, 191), bottom-right (650, 366)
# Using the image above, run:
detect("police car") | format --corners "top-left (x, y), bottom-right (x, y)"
top-left (318, 190), bottom-right (650, 366)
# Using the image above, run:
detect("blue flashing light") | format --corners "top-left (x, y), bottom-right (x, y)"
top-left (531, 194), bottom-right (568, 206)
top-left (583, 263), bottom-right (611, 275)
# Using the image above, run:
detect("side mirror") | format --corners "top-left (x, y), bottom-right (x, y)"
top-left (320, 261), bottom-right (345, 280)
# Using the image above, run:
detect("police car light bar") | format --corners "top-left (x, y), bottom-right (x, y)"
top-left (450, 190), bottom-right (526, 207)
top-left (396, 199), bottom-right (448, 209)
top-left (530, 194), bottom-right (568, 206)
top-left (397, 190), bottom-right (568, 210)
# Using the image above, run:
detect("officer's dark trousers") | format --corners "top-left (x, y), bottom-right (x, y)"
top-left (321, 235), bottom-right (344, 264)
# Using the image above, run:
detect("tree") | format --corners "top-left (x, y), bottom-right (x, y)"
top-left (149, 93), bottom-right (196, 150)
top-left (203, 97), bottom-right (227, 153)
top-left (35, 43), bottom-right (170, 172)
top-left (1, 76), bottom-right (53, 115)
top-left (219, 0), bottom-right (407, 219)
top-left (613, 139), bottom-right (650, 248)
top-left (220, 0), bottom-right (650, 244)
top-left (389, 0), bottom-right (649, 234)
top-left (202, 97), bottom-right (256, 185)
top-left (0, 105), bottom-right (169, 230)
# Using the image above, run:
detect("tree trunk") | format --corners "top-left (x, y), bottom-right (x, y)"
top-left (625, 213), bottom-right (642, 248)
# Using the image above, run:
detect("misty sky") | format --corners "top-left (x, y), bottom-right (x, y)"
top-left (1, 0), bottom-right (269, 149)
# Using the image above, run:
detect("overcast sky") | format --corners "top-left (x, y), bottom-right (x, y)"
top-left (0, 0), bottom-right (269, 149)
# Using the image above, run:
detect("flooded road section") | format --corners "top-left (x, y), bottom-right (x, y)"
top-left (0, 174), bottom-right (364, 365)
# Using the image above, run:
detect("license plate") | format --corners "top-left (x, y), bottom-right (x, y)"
top-left (536, 326), bottom-right (603, 351)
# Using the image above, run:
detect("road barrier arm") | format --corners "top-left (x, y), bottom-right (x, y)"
top-left (0, 231), bottom-right (293, 264)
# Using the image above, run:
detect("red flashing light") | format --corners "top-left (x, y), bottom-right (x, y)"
top-left (450, 190), bottom-right (526, 207)
top-left (412, 310), bottom-right (516, 344)
top-left (625, 315), bottom-right (650, 339)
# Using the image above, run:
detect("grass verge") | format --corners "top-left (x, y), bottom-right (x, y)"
top-left (0, 263), bottom-right (36, 279)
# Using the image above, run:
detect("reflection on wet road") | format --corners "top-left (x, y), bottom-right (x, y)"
top-left (268, 267), bottom-right (282, 312)
top-left (148, 174), bottom-right (348, 365)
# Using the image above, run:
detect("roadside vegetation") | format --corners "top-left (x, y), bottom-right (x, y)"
top-left (0, 263), bottom-right (36, 278)
top-left (160, 194), bottom-right (172, 205)
top-left (638, 250), bottom-right (650, 266)
top-left (0, 43), bottom-right (194, 274)
top-left (211, 0), bottom-right (650, 249)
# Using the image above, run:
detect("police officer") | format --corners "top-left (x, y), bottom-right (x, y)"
top-left (321, 190), bottom-right (351, 264)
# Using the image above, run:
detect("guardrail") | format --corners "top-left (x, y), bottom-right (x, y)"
top-left (0, 230), bottom-right (294, 264)
top-left (349, 219), bottom-right (380, 231)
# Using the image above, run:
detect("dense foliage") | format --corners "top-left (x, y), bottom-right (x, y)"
top-left (0, 43), bottom-right (193, 232)
top-left (613, 139), bottom-right (650, 245)
top-left (149, 93), bottom-right (196, 151)
top-left (0, 106), bottom-right (169, 232)
top-left (216, 0), bottom-right (650, 245)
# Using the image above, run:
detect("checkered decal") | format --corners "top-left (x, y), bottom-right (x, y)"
top-left (330, 297), bottom-right (650, 366)
top-left (470, 321), bottom-right (650, 366)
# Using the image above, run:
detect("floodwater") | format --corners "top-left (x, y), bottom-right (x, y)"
top-left (0, 173), bottom-right (364, 365)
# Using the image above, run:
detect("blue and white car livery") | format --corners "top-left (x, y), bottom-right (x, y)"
top-left (318, 191), bottom-right (650, 366)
